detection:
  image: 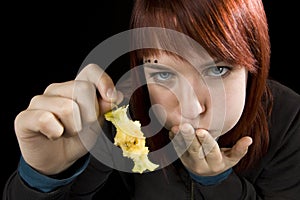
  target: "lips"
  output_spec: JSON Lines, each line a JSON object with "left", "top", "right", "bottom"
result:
{"left": 170, "top": 122, "right": 222, "bottom": 139}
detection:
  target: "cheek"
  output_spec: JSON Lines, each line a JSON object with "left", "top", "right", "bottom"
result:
{"left": 221, "top": 76, "right": 247, "bottom": 134}
{"left": 148, "top": 85, "right": 171, "bottom": 105}
{"left": 222, "top": 88, "right": 246, "bottom": 133}
{"left": 147, "top": 85, "right": 178, "bottom": 128}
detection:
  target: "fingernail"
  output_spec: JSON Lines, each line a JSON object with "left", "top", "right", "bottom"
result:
{"left": 106, "top": 88, "right": 118, "bottom": 100}
{"left": 180, "top": 123, "right": 194, "bottom": 136}
{"left": 171, "top": 126, "right": 179, "bottom": 134}
{"left": 196, "top": 129, "right": 206, "bottom": 138}
{"left": 116, "top": 91, "right": 124, "bottom": 104}
{"left": 168, "top": 131, "right": 174, "bottom": 139}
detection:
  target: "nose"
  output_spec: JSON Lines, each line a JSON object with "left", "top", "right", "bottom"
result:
{"left": 177, "top": 78, "right": 205, "bottom": 119}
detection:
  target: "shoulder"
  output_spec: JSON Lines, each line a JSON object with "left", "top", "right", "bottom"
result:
{"left": 267, "top": 79, "right": 300, "bottom": 118}
{"left": 267, "top": 79, "right": 300, "bottom": 145}
{"left": 267, "top": 79, "right": 300, "bottom": 102}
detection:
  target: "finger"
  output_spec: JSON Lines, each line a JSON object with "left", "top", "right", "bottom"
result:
{"left": 15, "top": 109, "right": 64, "bottom": 140}
{"left": 170, "top": 125, "right": 179, "bottom": 136}
{"left": 224, "top": 136, "right": 252, "bottom": 165}
{"left": 75, "top": 63, "right": 123, "bottom": 103}
{"left": 169, "top": 130, "right": 175, "bottom": 140}
{"left": 196, "top": 129, "right": 222, "bottom": 163}
{"left": 43, "top": 80, "right": 98, "bottom": 123}
{"left": 44, "top": 81, "right": 76, "bottom": 97}
{"left": 28, "top": 95, "right": 81, "bottom": 135}
{"left": 179, "top": 123, "right": 200, "bottom": 155}
{"left": 169, "top": 129, "right": 187, "bottom": 156}
{"left": 75, "top": 64, "right": 124, "bottom": 120}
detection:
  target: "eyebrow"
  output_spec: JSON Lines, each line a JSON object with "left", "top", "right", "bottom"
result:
{"left": 199, "top": 59, "right": 222, "bottom": 68}
{"left": 143, "top": 59, "right": 223, "bottom": 70}
{"left": 143, "top": 64, "right": 171, "bottom": 70}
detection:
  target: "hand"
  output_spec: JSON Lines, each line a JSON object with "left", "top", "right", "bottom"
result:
{"left": 169, "top": 123, "right": 252, "bottom": 176}
{"left": 14, "top": 64, "right": 123, "bottom": 175}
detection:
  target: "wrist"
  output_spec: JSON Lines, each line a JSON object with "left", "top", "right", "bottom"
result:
{"left": 18, "top": 154, "right": 90, "bottom": 192}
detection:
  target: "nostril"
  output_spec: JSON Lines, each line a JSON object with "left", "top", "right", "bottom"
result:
{"left": 180, "top": 100, "right": 205, "bottom": 119}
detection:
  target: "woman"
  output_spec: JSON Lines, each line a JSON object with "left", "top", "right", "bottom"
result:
{"left": 3, "top": 0, "right": 300, "bottom": 199}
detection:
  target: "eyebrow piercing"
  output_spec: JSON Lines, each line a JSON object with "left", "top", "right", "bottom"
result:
{"left": 143, "top": 59, "right": 158, "bottom": 63}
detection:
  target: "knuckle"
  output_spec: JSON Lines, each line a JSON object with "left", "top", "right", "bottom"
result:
{"left": 28, "top": 95, "right": 43, "bottom": 107}
{"left": 44, "top": 82, "right": 60, "bottom": 93}
{"left": 38, "top": 112, "right": 55, "bottom": 125}
{"left": 86, "top": 63, "right": 100, "bottom": 71}
{"left": 38, "top": 112, "right": 63, "bottom": 139}
{"left": 82, "top": 63, "right": 103, "bottom": 79}
{"left": 75, "top": 80, "right": 95, "bottom": 92}
{"left": 57, "top": 99, "right": 76, "bottom": 118}
{"left": 14, "top": 111, "right": 28, "bottom": 134}
{"left": 188, "top": 146, "right": 199, "bottom": 154}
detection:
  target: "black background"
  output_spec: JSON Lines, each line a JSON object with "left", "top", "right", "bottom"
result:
{"left": 1, "top": 0, "right": 299, "bottom": 195}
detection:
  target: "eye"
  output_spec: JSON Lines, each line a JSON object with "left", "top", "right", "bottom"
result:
{"left": 157, "top": 72, "right": 172, "bottom": 80}
{"left": 150, "top": 72, "right": 174, "bottom": 82}
{"left": 203, "top": 66, "right": 231, "bottom": 77}
{"left": 143, "top": 64, "right": 177, "bottom": 86}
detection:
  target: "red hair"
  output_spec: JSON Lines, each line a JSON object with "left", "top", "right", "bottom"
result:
{"left": 129, "top": 0, "right": 272, "bottom": 172}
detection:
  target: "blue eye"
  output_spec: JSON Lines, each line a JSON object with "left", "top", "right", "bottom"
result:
{"left": 150, "top": 72, "right": 174, "bottom": 82}
{"left": 204, "top": 66, "right": 231, "bottom": 77}
{"left": 157, "top": 72, "right": 171, "bottom": 80}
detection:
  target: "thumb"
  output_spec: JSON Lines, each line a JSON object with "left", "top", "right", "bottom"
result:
{"left": 224, "top": 136, "right": 253, "bottom": 165}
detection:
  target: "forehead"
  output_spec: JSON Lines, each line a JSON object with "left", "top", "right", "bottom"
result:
{"left": 143, "top": 51, "right": 218, "bottom": 70}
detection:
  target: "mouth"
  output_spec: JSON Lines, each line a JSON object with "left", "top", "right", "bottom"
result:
{"left": 170, "top": 123, "right": 222, "bottom": 140}
{"left": 193, "top": 128, "right": 222, "bottom": 139}
{"left": 207, "top": 130, "right": 223, "bottom": 140}
{"left": 172, "top": 125, "right": 223, "bottom": 140}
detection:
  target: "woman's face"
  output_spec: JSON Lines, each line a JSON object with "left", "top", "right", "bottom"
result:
{"left": 143, "top": 53, "right": 247, "bottom": 139}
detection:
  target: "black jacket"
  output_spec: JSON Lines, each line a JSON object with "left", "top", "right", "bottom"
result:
{"left": 3, "top": 80, "right": 300, "bottom": 200}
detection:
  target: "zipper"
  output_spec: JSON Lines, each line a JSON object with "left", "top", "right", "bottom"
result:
{"left": 191, "top": 179, "right": 194, "bottom": 200}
